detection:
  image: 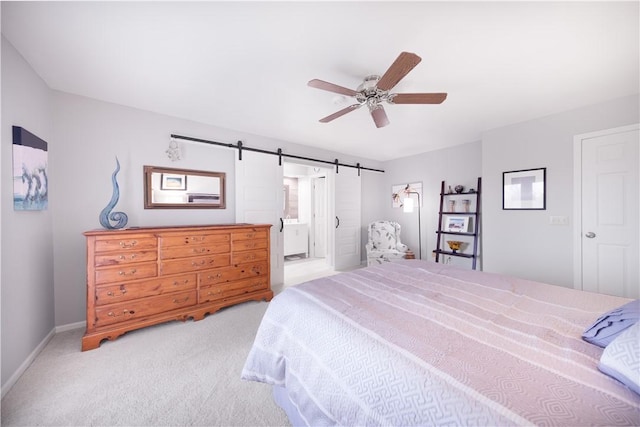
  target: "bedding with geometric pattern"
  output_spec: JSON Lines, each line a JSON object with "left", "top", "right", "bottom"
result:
{"left": 242, "top": 260, "right": 640, "bottom": 426}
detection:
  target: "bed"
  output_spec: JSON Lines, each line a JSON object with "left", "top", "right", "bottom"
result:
{"left": 241, "top": 260, "right": 640, "bottom": 426}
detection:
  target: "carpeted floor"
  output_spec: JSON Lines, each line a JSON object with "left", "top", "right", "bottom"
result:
{"left": 1, "top": 257, "right": 357, "bottom": 426}
{"left": 0, "top": 301, "right": 290, "bottom": 426}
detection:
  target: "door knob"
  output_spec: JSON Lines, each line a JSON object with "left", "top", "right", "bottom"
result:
{"left": 585, "top": 232, "right": 596, "bottom": 238}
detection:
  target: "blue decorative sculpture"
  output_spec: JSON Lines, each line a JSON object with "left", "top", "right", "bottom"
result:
{"left": 99, "top": 157, "right": 128, "bottom": 229}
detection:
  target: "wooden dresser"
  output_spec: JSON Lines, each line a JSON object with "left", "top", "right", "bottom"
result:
{"left": 82, "top": 223, "right": 272, "bottom": 351}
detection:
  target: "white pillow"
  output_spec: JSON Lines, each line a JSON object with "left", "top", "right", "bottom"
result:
{"left": 599, "top": 321, "right": 639, "bottom": 395}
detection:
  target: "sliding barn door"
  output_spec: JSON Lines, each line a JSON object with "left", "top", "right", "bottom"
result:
{"left": 330, "top": 167, "right": 362, "bottom": 270}
{"left": 235, "top": 151, "right": 284, "bottom": 285}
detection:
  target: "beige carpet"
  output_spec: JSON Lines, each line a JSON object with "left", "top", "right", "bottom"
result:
{"left": 0, "top": 301, "right": 290, "bottom": 426}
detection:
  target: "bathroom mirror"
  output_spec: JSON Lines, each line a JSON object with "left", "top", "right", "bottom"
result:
{"left": 143, "top": 165, "right": 226, "bottom": 209}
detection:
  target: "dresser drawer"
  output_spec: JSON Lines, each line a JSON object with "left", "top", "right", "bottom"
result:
{"left": 232, "top": 249, "right": 268, "bottom": 265}
{"left": 231, "top": 239, "right": 268, "bottom": 252}
{"left": 160, "top": 232, "right": 230, "bottom": 248}
{"left": 199, "top": 277, "right": 269, "bottom": 304}
{"left": 231, "top": 230, "right": 268, "bottom": 241}
{"left": 95, "top": 274, "right": 196, "bottom": 305}
{"left": 94, "top": 236, "right": 157, "bottom": 253}
{"left": 199, "top": 262, "right": 268, "bottom": 286}
{"left": 161, "top": 243, "right": 230, "bottom": 260}
{"left": 94, "top": 290, "right": 196, "bottom": 328}
{"left": 95, "top": 250, "right": 157, "bottom": 267}
{"left": 160, "top": 254, "right": 230, "bottom": 275}
{"left": 95, "top": 262, "right": 158, "bottom": 285}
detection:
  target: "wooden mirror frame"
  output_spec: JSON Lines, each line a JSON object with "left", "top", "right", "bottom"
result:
{"left": 143, "top": 165, "right": 226, "bottom": 209}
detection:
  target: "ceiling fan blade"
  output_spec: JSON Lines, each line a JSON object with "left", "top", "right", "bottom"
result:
{"left": 389, "top": 93, "right": 448, "bottom": 104}
{"left": 370, "top": 106, "right": 390, "bottom": 128}
{"left": 308, "top": 79, "right": 358, "bottom": 97}
{"left": 319, "top": 104, "right": 362, "bottom": 123}
{"left": 376, "top": 52, "right": 422, "bottom": 91}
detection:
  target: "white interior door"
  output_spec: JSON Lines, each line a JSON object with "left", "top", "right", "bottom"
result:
{"left": 235, "top": 151, "right": 284, "bottom": 285}
{"left": 574, "top": 124, "right": 639, "bottom": 298}
{"left": 330, "top": 167, "right": 361, "bottom": 270}
{"left": 312, "top": 176, "right": 327, "bottom": 258}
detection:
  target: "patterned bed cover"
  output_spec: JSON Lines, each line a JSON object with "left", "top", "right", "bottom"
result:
{"left": 241, "top": 260, "right": 640, "bottom": 426}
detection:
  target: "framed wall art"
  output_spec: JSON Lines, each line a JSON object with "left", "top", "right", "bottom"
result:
{"left": 503, "top": 168, "right": 546, "bottom": 210}
{"left": 12, "top": 126, "right": 48, "bottom": 211}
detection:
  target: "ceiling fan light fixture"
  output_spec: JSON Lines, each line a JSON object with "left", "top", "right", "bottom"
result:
{"left": 308, "top": 52, "right": 447, "bottom": 128}
{"left": 357, "top": 75, "right": 380, "bottom": 92}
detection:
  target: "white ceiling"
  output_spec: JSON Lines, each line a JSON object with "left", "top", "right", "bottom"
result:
{"left": 2, "top": 1, "right": 638, "bottom": 162}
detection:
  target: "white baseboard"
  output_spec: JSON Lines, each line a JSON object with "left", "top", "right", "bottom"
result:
{"left": 1, "top": 321, "right": 86, "bottom": 399}
{"left": 56, "top": 321, "right": 86, "bottom": 333}
{"left": 1, "top": 327, "right": 55, "bottom": 399}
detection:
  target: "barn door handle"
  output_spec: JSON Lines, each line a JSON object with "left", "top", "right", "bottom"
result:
{"left": 279, "top": 218, "right": 284, "bottom": 232}
{"left": 585, "top": 232, "right": 596, "bottom": 238}
{"left": 335, "top": 216, "right": 340, "bottom": 229}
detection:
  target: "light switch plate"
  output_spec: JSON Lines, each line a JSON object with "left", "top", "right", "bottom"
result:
{"left": 549, "top": 216, "right": 569, "bottom": 225}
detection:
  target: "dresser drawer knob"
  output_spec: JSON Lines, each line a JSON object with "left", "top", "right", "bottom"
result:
{"left": 119, "top": 240, "right": 138, "bottom": 248}
{"left": 173, "top": 296, "right": 190, "bottom": 304}
{"left": 191, "top": 260, "right": 207, "bottom": 267}
{"left": 108, "top": 309, "right": 134, "bottom": 317}
{"left": 118, "top": 254, "right": 136, "bottom": 260}
{"left": 118, "top": 269, "right": 137, "bottom": 276}
{"left": 106, "top": 285, "right": 127, "bottom": 296}
{"left": 173, "top": 279, "right": 189, "bottom": 286}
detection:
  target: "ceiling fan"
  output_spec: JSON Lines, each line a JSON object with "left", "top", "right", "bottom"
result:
{"left": 308, "top": 51, "right": 447, "bottom": 128}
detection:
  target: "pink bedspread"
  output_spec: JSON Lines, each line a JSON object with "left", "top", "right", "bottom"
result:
{"left": 242, "top": 260, "right": 640, "bottom": 426}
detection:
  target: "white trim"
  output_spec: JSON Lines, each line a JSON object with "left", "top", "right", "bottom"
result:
{"left": 56, "top": 320, "right": 86, "bottom": 333}
{"left": 1, "top": 327, "right": 55, "bottom": 399}
{"left": 2, "top": 321, "right": 86, "bottom": 398}
{"left": 572, "top": 123, "right": 640, "bottom": 291}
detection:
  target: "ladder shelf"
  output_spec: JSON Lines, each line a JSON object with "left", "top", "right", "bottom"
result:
{"left": 434, "top": 177, "right": 481, "bottom": 270}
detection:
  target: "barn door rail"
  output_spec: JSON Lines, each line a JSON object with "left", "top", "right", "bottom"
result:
{"left": 170, "top": 133, "right": 384, "bottom": 175}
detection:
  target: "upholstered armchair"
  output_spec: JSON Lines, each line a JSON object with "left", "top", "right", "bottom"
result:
{"left": 366, "top": 221, "right": 409, "bottom": 266}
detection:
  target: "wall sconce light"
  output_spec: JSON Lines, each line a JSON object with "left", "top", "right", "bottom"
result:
{"left": 403, "top": 188, "right": 422, "bottom": 259}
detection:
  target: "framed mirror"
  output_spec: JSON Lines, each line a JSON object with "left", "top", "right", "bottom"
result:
{"left": 144, "top": 165, "right": 226, "bottom": 209}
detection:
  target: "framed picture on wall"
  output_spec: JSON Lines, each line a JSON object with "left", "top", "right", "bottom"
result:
{"left": 12, "top": 126, "right": 49, "bottom": 211}
{"left": 503, "top": 168, "right": 546, "bottom": 210}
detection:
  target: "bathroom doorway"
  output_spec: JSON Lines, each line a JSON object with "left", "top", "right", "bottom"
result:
{"left": 283, "top": 162, "right": 333, "bottom": 287}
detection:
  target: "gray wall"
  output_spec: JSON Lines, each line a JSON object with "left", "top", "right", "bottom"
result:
{"left": 1, "top": 37, "right": 55, "bottom": 391}
{"left": 481, "top": 94, "right": 639, "bottom": 287}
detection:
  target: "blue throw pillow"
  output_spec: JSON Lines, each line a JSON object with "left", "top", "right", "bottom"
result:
{"left": 599, "top": 322, "right": 640, "bottom": 395}
{"left": 582, "top": 299, "right": 639, "bottom": 347}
